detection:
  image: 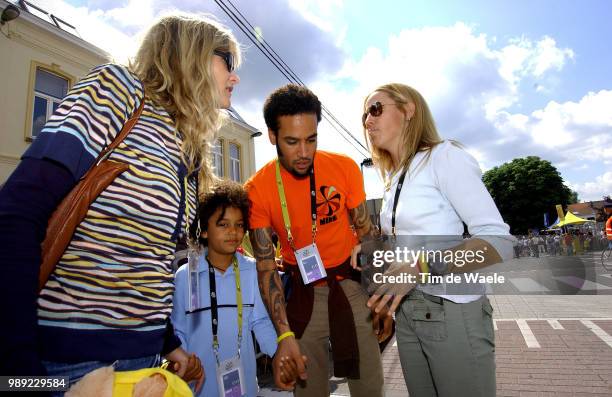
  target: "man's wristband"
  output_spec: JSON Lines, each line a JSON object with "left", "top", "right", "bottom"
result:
{"left": 277, "top": 331, "right": 295, "bottom": 343}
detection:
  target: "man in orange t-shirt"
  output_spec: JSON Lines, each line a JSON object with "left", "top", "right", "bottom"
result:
{"left": 248, "top": 150, "right": 363, "bottom": 269}
{"left": 246, "top": 84, "right": 386, "bottom": 397}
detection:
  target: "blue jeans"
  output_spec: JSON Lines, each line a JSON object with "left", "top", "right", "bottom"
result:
{"left": 43, "top": 354, "right": 160, "bottom": 396}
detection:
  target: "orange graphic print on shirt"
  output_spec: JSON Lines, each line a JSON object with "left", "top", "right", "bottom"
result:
{"left": 318, "top": 186, "right": 341, "bottom": 225}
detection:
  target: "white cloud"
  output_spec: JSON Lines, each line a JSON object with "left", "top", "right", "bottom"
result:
{"left": 498, "top": 36, "right": 574, "bottom": 82}
{"left": 101, "top": 0, "right": 158, "bottom": 30}
{"left": 28, "top": 1, "right": 608, "bottom": 201}
{"left": 530, "top": 102, "right": 575, "bottom": 146}
{"left": 32, "top": 0, "right": 149, "bottom": 62}
{"left": 526, "top": 90, "right": 612, "bottom": 158}
{"left": 530, "top": 37, "right": 574, "bottom": 77}
{"left": 287, "top": 0, "right": 344, "bottom": 35}
{"left": 319, "top": 22, "right": 608, "bottom": 190}
{"left": 317, "top": 23, "right": 579, "bottom": 168}
{"left": 569, "top": 172, "right": 612, "bottom": 202}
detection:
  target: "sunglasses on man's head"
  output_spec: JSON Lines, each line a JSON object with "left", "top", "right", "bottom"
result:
{"left": 214, "top": 50, "right": 235, "bottom": 72}
{"left": 362, "top": 101, "right": 399, "bottom": 127}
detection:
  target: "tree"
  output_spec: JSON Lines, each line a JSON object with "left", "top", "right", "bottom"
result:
{"left": 482, "top": 156, "right": 578, "bottom": 235}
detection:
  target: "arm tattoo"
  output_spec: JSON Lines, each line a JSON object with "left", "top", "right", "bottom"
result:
{"left": 251, "top": 227, "right": 276, "bottom": 262}
{"left": 259, "top": 270, "right": 289, "bottom": 332}
{"left": 251, "top": 227, "right": 290, "bottom": 333}
{"left": 349, "top": 201, "right": 380, "bottom": 241}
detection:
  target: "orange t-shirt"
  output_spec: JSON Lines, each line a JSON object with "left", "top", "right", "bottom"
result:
{"left": 606, "top": 216, "right": 612, "bottom": 240}
{"left": 246, "top": 151, "right": 366, "bottom": 268}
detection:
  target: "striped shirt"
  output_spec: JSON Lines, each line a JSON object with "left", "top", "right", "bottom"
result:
{"left": 23, "top": 64, "right": 197, "bottom": 361}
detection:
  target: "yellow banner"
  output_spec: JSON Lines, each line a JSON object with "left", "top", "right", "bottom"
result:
{"left": 556, "top": 204, "right": 565, "bottom": 221}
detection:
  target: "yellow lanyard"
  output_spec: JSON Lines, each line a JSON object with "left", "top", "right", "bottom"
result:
{"left": 275, "top": 159, "right": 317, "bottom": 250}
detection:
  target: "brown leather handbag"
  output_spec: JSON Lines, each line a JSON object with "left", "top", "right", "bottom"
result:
{"left": 38, "top": 99, "right": 145, "bottom": 291}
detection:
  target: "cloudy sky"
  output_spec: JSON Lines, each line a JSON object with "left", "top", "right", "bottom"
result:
{"left": 27, "top": 0, "right": 612, "bottom": 201}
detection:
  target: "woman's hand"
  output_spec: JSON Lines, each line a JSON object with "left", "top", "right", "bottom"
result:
{"left": 367, "top": 261, "right": 420, "bottom": 315}
{"left": 371, "top": 305, "right": 395, "bottom": 342}
{"left": 165, "top": 347, "right": 205, "bottom": 392}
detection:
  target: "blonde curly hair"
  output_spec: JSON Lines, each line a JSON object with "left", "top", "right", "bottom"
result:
{"left": 130, "top": 13, "right": 241, "bottom": 194}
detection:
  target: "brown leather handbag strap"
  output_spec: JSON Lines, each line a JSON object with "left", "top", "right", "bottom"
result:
{"left": 38, "top": 97, "right": 146, "bottom": 291}
{"left": 90, "top": 99, "right": 146, "bottom": 170}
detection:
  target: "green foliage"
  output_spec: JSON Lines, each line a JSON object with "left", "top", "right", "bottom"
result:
{"left": 482, "top": 156, "right": 578, "bottom": 234}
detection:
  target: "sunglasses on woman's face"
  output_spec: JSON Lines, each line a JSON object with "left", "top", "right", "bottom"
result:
{"left": 214, "top": 50, "right": 235, "bottom": 72}
{"left": 362, "top": 101, "right": 398, "bottom": 127}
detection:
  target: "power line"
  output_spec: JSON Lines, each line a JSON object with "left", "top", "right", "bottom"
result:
{"left": 221, "top": 0, "right": 369, "bottom": 156}
{"left": 214, "top": 0, "right": 368, "bottom": 155}
{"left": 214, "top": 0, "right": 370, "bottom": 158}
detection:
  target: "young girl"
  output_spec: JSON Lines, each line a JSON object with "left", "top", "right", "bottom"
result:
{"left": 172, "top": 180, "right": 277, "bottom": 397}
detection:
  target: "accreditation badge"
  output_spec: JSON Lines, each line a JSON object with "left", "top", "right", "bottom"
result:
{"left": 216, "top": 355, "right": 245, "bottom": 397}
{"left": 187, "top": 248, "right": 201, "bottom": 312}
{"left": 295, "top": 243, "right": 327, "bottom": 284}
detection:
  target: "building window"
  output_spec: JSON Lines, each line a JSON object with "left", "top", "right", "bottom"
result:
{"left": 229, "top": 142, "right": 241, "bottom": 182}
{"left": 212, "top": 139, "right": 224, "bottom": 177}
{"left": 31, "top": 68, "right": 69, "bottom": 138}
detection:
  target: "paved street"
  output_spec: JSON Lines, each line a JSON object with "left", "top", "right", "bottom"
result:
{"left": 378, "top": 295, "right": 612, "bottom": 397}
{"left": 259, "top": 252, "right": 612, "bottom": 396}
{"left": 482, "top": 251, "right": 612, "bottom": 296}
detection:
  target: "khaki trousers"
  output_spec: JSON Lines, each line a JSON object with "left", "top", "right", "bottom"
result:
{"left": 395, "top": 290, "right": 496, "bottom": 397}
{"left": 294, "top": 279, "right": 384, "bottom": 397}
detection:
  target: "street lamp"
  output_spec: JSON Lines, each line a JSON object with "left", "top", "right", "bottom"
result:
{"left": 1, "top": 4, "right": 20, "bottom": 25}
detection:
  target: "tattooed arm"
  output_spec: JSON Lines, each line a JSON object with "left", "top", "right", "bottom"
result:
{"left": 250, "top": 227, "right": 291, "bottom": 334}
{"left": 349, "top": 201, "right": 380, "bottom": 242}
{"left": 250, "top": 227, "right": 307, "bottom": 388}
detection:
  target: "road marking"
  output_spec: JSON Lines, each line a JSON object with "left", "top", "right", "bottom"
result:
{"left": 494, "top": 317, "right": 612, "bottom": 321}
{"left": 493, "top": 319, "right": 498, "bottom": 331}
{"left": 508, "top": 277, "right": 550, "bottom": 292}
{"left": 601, "top": 274, "right": 612, "bottom": 279}
{"left": 516, "top": 319, "right": 540, "bottom": 348}
{"left": 553, "top": 276, "right": 612, "bottom": 290}
{"left": 547, "top": 319, "right": 564, "bottom": 329}
{"left": 581, "top": 320, "right": 612, "bottom": 349}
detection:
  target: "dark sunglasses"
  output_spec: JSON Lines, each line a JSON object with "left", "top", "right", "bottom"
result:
{"left": 362, "top": 101, "right": 399, "bottom": 127}
{"left": 214, "top": 50, "right": 235, "bottom": 72}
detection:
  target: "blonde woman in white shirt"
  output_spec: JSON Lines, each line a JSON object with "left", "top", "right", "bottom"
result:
{"left": 352, "top": 83, "right": 515, "bottom": 397}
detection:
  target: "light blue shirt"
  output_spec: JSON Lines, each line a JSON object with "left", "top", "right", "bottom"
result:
{"left": 172, "top": 250, "right": 277, "bottom": 397}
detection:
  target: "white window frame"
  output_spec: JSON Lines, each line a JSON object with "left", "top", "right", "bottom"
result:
{"left": 24, "top": 62, "right": 73, "bottom": 142}
{"left": 229, "top": 142, "right": 242, "bottom": 182}
{"left": 212, "top": 138, "right": 225, "bottom": 177}
{"left": 32, "top": 92, "right": 62, "bottom": 137}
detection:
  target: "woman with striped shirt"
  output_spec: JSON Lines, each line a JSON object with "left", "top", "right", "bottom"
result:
{"left": 0, "top": 13, "right": 240, "bottom": 391}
